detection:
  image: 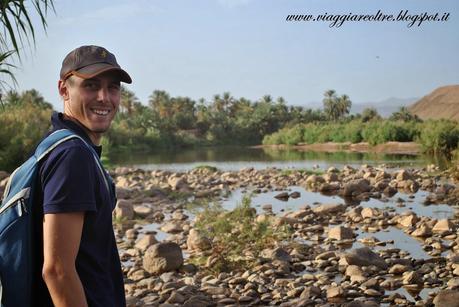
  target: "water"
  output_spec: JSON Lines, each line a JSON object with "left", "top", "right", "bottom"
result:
{"left": 109, "top": 146, "right": 450, "bottom": 172}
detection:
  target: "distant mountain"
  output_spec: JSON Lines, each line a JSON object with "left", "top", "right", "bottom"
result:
{"left": 351, "top": 97, "right": 418, "bottom": 117}
{"left": 409, "top": 85, "right": 459, "bottom": 121}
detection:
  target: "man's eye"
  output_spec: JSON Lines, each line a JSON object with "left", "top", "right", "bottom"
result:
{"left": 84, "top": 83, "right": 99, "bottom": 89}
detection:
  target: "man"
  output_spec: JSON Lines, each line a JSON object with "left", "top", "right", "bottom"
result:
{"left": 37, "top": 45, "right": 132, "bottom": 306}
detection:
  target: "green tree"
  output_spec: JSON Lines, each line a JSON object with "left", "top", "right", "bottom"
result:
{"left": 389, "top": 106, "right": 420, "bottom": 122}
{"left": 361, "top": 107, "right": 381, "bottom": 122}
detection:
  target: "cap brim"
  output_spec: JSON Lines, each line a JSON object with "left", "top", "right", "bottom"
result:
{"left": 72, "top": 63, "right": 132, "bottom": 84}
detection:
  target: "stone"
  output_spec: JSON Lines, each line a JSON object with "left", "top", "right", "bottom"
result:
{"left": 398, "top": 213, "right": 418, "bottom": 228}
{"left": 114, "top": 200, "right": 134, "bottom": 220}
{"left": 289, "top": 191, "right": 301, "bottom": 198}
{"left": 312, "top": 203, "right": 345, "bottom": 215}
{"left": 168, "top": 176, "right": 188, "bottom": 190}
{"left": 261, "top": 247, "right": 292, "bottom": 262}
{"left": 361, "top": 207, "right": 378, "bottom": 219}
{"left": 328, "top": 226, "right": 354, "bottom": 240}
{"left": 167, "top": 291, "right": 185, "bottom": 304}
{"left": 133, "top": 205, "right": 153, "bottom": 218}
{"left": 432, "top": 219, "right": 455, "bottom": 234}
{"left": 389, "top": 264, "right": 411, "bottom": 275}
{"left": 160, "top": 221, "right": 183, "bottom": 234}
{"left": 323, "top": 172, "right": 339, "bottom": 183}
{"left": 448, "top": 278, "right": 459, "bottom": 289}
{"left": 396, "top": 170, "right": 413, "bottom": 181}
{"left": 402, "top": 271, "right": 422, "bottom": 285}
{"left": 345, "top": 265, "right": 366, "bottom": 282}
{"left": 343, "top": 179, "right": 371, "bottom": 196}
{"left": 135, "top": 234, "right": 158, "bottom": 252}
{"left": 143, "top": 242, "right": 183, "bottom": 274}
{"left": 343, "top": 247, "right": 387, "bottom": 269}
{"left": 186, "top": 229, "right": 212, "bottom": 251}
{"left": 327, "top": 286, "right": 345, "bottom": 299}
{"left": 411, "top": 224, "right": 432, "bottom": 237}
{"left": 300, "top": 286, "right": 321, "bottom": 299}
{"left": 305, "top": 175, "right": 325, "bottom": 186}
{"left": 433, "top": 290, "right": 459, "bottom": 307}
{"left": 274, "top": 192, "right": 289, "bottom": 200}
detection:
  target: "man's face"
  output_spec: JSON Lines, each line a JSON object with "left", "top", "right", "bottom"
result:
{"left": 59, "top": 71, "right": 121, "bottom": 143}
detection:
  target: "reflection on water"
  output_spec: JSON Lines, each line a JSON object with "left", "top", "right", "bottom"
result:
{"left": 109, "top": 146, "right": 451, "bottom": 171}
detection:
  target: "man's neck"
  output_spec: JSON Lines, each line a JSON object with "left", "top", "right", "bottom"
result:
{"left": 61, "top": 113, "right": 101, "bottom": 145}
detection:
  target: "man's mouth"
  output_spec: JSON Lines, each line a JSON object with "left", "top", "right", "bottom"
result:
{"left": 90, "top": 108, "right": 110, "bottom": 116}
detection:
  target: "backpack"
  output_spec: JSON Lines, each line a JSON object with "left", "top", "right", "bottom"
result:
{"left": 0, "top": 128, "right": 110, "bottom": 306}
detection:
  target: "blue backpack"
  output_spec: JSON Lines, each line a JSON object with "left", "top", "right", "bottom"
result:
{"left": 0, "top": 129, "right": 110, "bottom": 306}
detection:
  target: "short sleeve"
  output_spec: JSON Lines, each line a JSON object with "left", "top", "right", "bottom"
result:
{"left": 40, "top": 143, "right": 98, "bottom": 214}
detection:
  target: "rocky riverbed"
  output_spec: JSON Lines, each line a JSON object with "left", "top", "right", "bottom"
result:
{"left": 2, "top": 165, "right": 459, "bottom": 306}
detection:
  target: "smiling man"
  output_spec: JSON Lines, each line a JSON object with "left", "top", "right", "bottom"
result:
{"left": 37, "top": 46, "right": 132, "bottom": 307}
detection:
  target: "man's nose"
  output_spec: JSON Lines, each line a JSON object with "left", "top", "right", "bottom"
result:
{"left": 97, "top": 86, "right": 110, "bottom": 102}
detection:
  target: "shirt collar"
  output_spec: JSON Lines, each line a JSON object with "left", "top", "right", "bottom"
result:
{"left": 51, "top": 111, "right": 103, "bottom": 157}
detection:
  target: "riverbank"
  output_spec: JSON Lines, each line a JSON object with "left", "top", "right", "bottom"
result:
{"left": 105, "top": 164, "right": 459, "bottom": 306}
{"left": 254, "top": 141, "right": 421, "bottom": 155}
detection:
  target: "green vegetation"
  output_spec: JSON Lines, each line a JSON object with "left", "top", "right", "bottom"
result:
{"left": 189, "top": 196, "right": 292, "bottom": 273}
{"left": 1, "top": 85, "right": 458, "bottom": 172}
{"left": 263, "top": 117, "right": 459, "bottom": 156}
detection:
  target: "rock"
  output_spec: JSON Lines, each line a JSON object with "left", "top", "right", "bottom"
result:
{"left": 448, "top": 278, "right": 459, "bottom": 289}
{"left": 398, "top": 213, "right": 418, "bottom": 228}
{"left": 160, "top": 221, "right": 183, "bottom": 234}
{"left": 186, "top": 229, "right": 212, "bottom": 251}
{"left": 183, "top": 295, "right": 214, "bottom": 307}
{"left": 323, "top": 172, "right": 339, "bottom": 183}
{"left": 402, "top": 271, "right": 422, "bottom": 285}
{"left": 114, "top": 200, "right": 134, "bottom": 220}
{"left": 133, "top": 205, "right": 153, "bottom": 218}
{"left": 327, "top": 286, "right": 345, "bottom": 300}
{"left": 135, "top": 234, "right": 158, "bottom": 252}
{"left": 143, "top": 242, "right": 184, "bottom": 274}
{"left": 433, "top": 290, "right": 459, "bottom": 307}
{"left": 312, "top": 203, "right": 345, "bottom": 215}
{"left": 396, "top": 170, "right": 413, "bottom": 181}
{"left": 411, "top": 224, "right": 432, "bottom": 237}
{"left": 262, "top": 204, "right": 273, "bottom": 211}
{"left": 343, "top": 247, "right": 388, "bottom": 269}
{"left": 305, "top": 175, "right": 325, "bottom": 187}
{"left": 433, "top": 219, "right": 455, "bottom": 235}
{"left": 261, "top": 247, "right": 292, "bottom": 262}
{"left": 316, "top": 251, "right": 336, "bottom": 260}
{"left": 389, "top": 264, "right": 411, "bottom": 275}
{"left": 168, "top": 176, "right": 188, "bottom": 190}
{"left": 343, "top": 179, "right": 371, "bottom": 196}
{"left": 345, "top": 265, "right": 366, "bottom": 282}
{"left": 274, "top": 192, "right": 289, "bottom": 200}
{"left": 361, "top": 207, "right": 379, "bottom": 219}
{"left": 289, "top": 191, "right": 301, "bottom": 198}
{"left": 300, "top": 286, "right": 321, "bottom": 299}
{"left": 328, "top": 226, "right": 354, "bottom": 240}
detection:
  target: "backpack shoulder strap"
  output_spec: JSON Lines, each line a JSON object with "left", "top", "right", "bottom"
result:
{"left": 36, "top": 129, "right": 111, "bottom": 193}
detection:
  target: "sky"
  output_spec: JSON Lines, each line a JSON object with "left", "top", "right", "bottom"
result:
{"left": 5, "top": 0, "right": 459, "bottom": 111}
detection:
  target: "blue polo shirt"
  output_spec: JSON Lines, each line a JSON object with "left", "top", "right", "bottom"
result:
{"left": 36, "top": 112, "right": 125, "bottom": 307}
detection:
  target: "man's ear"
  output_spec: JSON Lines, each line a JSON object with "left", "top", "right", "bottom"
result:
{"left": 58, "top": 79, "right": 69, "bottom": 100}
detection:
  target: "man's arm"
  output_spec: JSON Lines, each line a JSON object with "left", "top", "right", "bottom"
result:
{"left": 42, "top": 212, "right": 88, "bottom": 307}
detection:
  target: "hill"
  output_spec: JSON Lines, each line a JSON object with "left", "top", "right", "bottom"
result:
{"left": 351, "top": 97, "right": 418, "bottom": 117}
{"left": 409, "top": 85, "right": 459, "bottom": 121}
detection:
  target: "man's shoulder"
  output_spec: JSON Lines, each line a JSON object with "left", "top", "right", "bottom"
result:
{"left": 39, "top": 137, "right": 97, "bottom": 175}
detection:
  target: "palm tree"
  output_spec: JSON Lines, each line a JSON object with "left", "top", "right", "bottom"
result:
{"left": 120, "top": 86, "right": 140, "bottom": 115}
{"left": 323, "top": 89, "right": 338, "bottom": 120}
{"left": 337, "top": 94, "right": 352, "bottom": 118}
{"left": 0, "top": 0, "right": 55, "bottom": 90}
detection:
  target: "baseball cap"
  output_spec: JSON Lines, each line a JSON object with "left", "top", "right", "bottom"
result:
{"left": 60, "top": 45, "right": 132, "bottom": 84}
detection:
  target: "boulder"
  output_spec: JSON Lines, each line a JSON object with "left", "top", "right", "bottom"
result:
{"left": 361, "top": 207, "right": 379, "bottom": 219}
{"left": 345, "top": 265, "right": 366, "bottom": 282}
{"left": 261, "top": 247, "right": 292, "bottom": 262}
{"left": 133, "top": 205, "right": 153, "bottom": 218}
{"left": 274, "top": 192, "right": 289, "bottom": 200}
{"left": 143, "top": 242, "right": 184, "bottom": 274}
{"left": 328, "top": 226, "right": 354, "bottom": 240}
{"left": 402, "top": 271, "right": 422, "bottom": 285}
{"left": 312, "top": 203, "right": 345, "bottom": 215}
{"left": 135, "top": 234, "right": 158, "bottom": 252}
{"left": 323, "top": 172, "right": 339, "bottom": 183}
{"left": 343, "top": 247, "right": 387, "bottom": 269}
{"left": 396, "top": 170, "right": 413, "bottom": 181}
{"left": 327, "top": 286, "right": 345, "bottom": 300}
{"left": 114, "top": 200, "right": 134, "bottom": 220}
{"left": 343, "top": 179, "right": 371, "bottom": 196}
{"left": 433, "top": 290, "right": 459, "bottom": 307}
{"left": 398, "top": 213, "right": 418, "bottom": 228}
{"left": 433, "top": 219, "right": 455, "bottom": 235}
{"left": 186, "top": 229, "right": 212, "bottom": 252}
{"left": 168, "top": 176, "right": 188, "bottom": 190}
{"left": 411, "top": 224, "right": 432, "bottom": 237}
{"left": 160, "top": 221, "right": 183, "bottom": 234}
